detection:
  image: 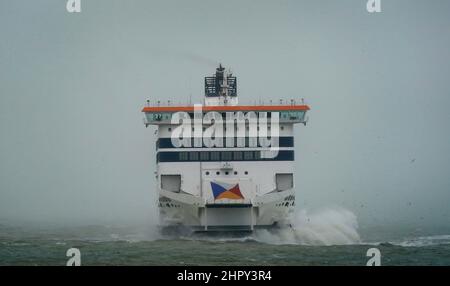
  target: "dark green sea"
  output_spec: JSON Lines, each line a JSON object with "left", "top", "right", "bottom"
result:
{"left": 1, "top": 222, "right": 450, "bottom": 266}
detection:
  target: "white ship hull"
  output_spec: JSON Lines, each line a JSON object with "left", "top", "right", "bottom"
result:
{"left": 158, "top": 189, "right": 295, "bottom": 232}
{"left": 157, "top": 160, "right": 296, "bottom": 232}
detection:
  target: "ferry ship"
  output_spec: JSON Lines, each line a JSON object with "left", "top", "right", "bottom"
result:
{"left": 142, "top": 65, "right": 309, "bottom": 232}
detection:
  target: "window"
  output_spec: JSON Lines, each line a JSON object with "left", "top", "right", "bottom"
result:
{"left": 189, "top": 152, "right": 199, "bottom": 161}
{"left": 222, "top": 151, "right": 232, "bottom": 161}
{"left": 205, "top": 171, "right": 210, "bottom": 175}
{"left": 298, "top": 111, "right": 305, "bottom": 121}
{"left": 179, "top": 152, "right": 188, "bottom": 161}
{"left": 244, "top": 151, "right": 254, "bottom": 160}
{"left": 245, "top": 171, "right": 249, "bottom": 175}
{"left": 234, "top": 171, "right": 238, "bottom": 175}
{"left": 157, "top": 151, "right": 294, "bottom": 162}
{"left": 210, "top": 152, "right": 220, "bottom": 161}
{"left": 161, "top": 175, "right": 181, "bottom": 193}
{"left": 216, "top": 171, "right": 220, "bottom": 175}
{"left": 276, "top": 173, "right": 294, "bottom": 191}
{"left": 248, "top": 137, "right": 258, "bottom": 147}
{"left": 225, "top": 172, "right": 229, "bottom": 175}
{"left": 200, "top": 152, "right": 209, "bottom": 161}
{"left": 289, "top": 111, "right": 298, "bottom": 120}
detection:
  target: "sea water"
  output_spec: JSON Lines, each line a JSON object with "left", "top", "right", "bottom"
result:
{"left": 1, "top": 208, "right": 449, "bottom": 266}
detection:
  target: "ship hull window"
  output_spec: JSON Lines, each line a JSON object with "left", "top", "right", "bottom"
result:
{"left": 276, "top": 173, "right": 294, "bottom": 191}
{"left": 157, "top": 150, "right": 294, "bottom": 162}
{"left": 161, "top": 175, "right": 181, "bottom": 193}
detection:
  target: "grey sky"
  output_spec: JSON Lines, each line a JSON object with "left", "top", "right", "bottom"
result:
{"left": 1, "top": 0, "right": 449, "bottom": 228}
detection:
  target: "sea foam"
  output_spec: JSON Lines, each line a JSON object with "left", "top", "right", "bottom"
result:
{"left": 253, "top": 207, "right": 361, "bottom": 246}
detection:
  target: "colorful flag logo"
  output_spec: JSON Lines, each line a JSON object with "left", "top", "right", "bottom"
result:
{"left": 210, "top": 181, "right": 244, "bottom": 200}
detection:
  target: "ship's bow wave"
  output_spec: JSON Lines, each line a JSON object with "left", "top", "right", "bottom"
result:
{"left": 253, "top": 207, "right": 361, "bottom": 245}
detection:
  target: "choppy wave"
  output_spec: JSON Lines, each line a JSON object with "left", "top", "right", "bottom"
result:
{"left": 3, "top": 212, "right": 449, "bottom": 248}
{"left": 174, "top": 207, "right": 361, "bottom": 246}
{"left": 253, "top": 208, "right": 361, "bottom": 245}
{"left": 172, "top": 208, "right": 449, "bottom": 247}
{"left": 387, "top": 235, "right": 450, "bottom": 247}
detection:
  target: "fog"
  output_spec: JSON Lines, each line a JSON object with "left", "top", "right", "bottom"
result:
{"left": 1, "top": 0, "right": 449, "bottom": 230}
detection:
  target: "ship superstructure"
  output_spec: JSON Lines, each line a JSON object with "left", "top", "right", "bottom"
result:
{"left": 142, "top": 65, "right": 309, "bottom": 232}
